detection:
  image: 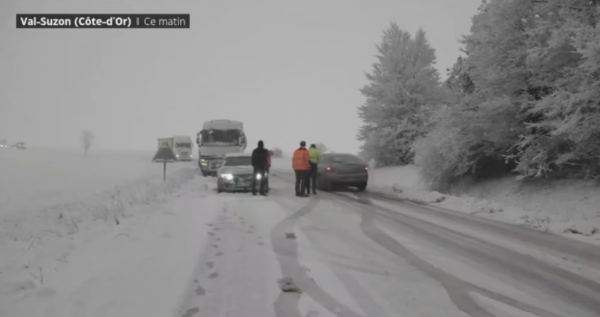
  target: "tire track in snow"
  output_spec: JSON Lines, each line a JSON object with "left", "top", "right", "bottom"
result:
{"left": 270, "top": 196, "right": 365, "bottom": 317}
{"left": 334, "top": 192, "right": 576, "bottom": 317}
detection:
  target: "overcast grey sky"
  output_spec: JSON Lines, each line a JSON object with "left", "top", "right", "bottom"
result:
{"left": 0, "top": 0, "right": 481, "bottom": 154}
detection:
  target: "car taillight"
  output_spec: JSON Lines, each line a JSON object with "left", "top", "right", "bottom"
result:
{"left": 326, "top": 166, "right": 333, "bottom": 172}
{"left": 364, "top": 166, "right": 368, "bottom": 171}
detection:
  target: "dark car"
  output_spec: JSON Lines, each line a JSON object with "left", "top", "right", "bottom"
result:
{"left": 14, "top": 142, "right": 26, "bottom": 150}
{"left": 0, "top": 139, "right": 8, "bottom": 148}
{"left": 316, "top": 153, "right": 369, "bottom": 191}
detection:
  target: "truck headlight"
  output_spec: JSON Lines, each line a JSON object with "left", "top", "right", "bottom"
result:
{"left": 256, "top": 173, "right": 262, "bottom": 180}
{"left": 221, "top": 173, "right": 233, "bottom": 180}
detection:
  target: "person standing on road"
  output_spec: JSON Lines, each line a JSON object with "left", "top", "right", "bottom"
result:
{"left": 292, "top": 141, "right": 310, "bottom": 197}
{"left": 251, "top": 140, "right": 269, "bottom": 196}
{"left": 307, "top": 144, "right": 321, "bottom": 195}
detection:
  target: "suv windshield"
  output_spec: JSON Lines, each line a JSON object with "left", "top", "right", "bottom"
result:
{"left": 223, "top": 156, "right": 251, "bottom": 166}
{"left": 327, "top": 154, "right": 364, "bottom": 164}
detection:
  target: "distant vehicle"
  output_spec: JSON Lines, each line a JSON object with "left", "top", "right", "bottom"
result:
{"left": 196, "top": 119, "right": 247, "bottom": 177}
{"left": 14, "top": 142, "right": 26, "bottom": 150}
{"left": 316, "top": 153, "right": 369, "bottom": 191}
{"left": 0, "top": 139, "right": 8, "bottom": 148}
{"left": 216, "top": 153, "right": 268, "bottom": 194}
{"left": 172, "top": 135, "right": 193, "bottom": 161}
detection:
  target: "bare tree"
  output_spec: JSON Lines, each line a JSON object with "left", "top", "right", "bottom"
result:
{"left": 81, "top": 130, "right": 95, "bottom": 157}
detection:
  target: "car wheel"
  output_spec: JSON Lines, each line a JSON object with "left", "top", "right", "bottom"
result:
{"left": 357, "top": 183, "right": 367, "bottom": 192}
{"left": 317, "top": 174, "right": 331, "bottom": 191}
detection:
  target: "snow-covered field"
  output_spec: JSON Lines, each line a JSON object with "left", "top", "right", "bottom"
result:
{"left": 367, "top": 164, "right": 600, "bottom": 245}
{"left": 0, "top": 148, "right": 202, "bottom": 316}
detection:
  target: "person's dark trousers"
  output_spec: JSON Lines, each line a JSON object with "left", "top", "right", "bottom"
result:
{"left": 266, "top": 165, "right": 270, "bottom": 188}
{"left": 304, "top": 170, "right": 312, "bottom": 195}
{"left": 252, "top": 168, "right": 266, "bottom": 195}
{"left": 295, "top": 170, "right": 308, "bottom": 196}
{"left": 309, "top": 163, "right": 317, "bottom": 194}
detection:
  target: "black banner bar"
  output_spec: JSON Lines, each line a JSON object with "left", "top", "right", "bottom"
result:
{"left": 16, "top": 14, "right": 190, "bottom": 28}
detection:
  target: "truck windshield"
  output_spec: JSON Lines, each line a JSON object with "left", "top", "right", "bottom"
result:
{"left": 223, "top": 156, "right": 251, "bottom": 166}
{"left": 200, "top": 129, "right": 241, "bottom": 145}
{"left": 175, "top": 142, "right": 191, "bottom": 148}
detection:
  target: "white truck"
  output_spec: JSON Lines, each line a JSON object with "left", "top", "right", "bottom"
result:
{"left": 172, "top": 135, "right": 193, "bottom": 161}
{"left": 156, "top": 136, "right": 193, "bottom": 161}
{"left": 196, "top": 119, "right": 247, "bottom": 176}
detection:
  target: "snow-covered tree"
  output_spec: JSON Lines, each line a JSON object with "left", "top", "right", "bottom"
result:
{"left": 510, "top": 0, "right": 600, "bottom": 178}
{"left": 415, "top": 0, "right": 600, "bottom": 190}
{"left": 357, "top": 23, "right": 443, "bottom": 165}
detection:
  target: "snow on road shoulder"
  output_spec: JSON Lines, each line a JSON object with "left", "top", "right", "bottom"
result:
{"left": 1, "top": 174, "right": 218, "bottom": 317}
{"left": 368, "top": 165, "right": 600, "bottom": 245}
{"left": 0, "top": 148, "right": 205, "bottom": 315}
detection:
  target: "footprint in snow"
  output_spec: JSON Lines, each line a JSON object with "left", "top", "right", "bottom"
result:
{"left": 208, "top": 272, "right": 219, "bottom": 279}
{"left": 181, "top": 307, "right": 199, "bottom": 317}
{"left": 211, "top": 244, "right": 219, "bottom": 248}
{"left": 215, "top": 252, "right": 223, "bottom": 256}
{"left": 206, "top": 261, "right": 214, "bottom": 269}
{"left": 194, "top": 285, "right": 206, "bottom": 296}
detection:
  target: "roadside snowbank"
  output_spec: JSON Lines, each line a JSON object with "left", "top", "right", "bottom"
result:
{"left": 0, "top": 148, "right": 177, "bottom": 215}
{"left": 0, "top": 148, "right": 201, "bottom": 314}
{"left": 2, "top": 175, "right": 218, "bottom": 317}
{"left": 369, "top": 165, "right": 600, "bottom": 245}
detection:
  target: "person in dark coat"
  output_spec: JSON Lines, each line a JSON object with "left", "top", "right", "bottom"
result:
{"left": 251, "top": 140, "right": 269, "bottom": 196}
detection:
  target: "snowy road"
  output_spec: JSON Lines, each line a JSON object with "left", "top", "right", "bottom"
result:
{"left": 177, "top": 170, "right": 600, "bottom": 317}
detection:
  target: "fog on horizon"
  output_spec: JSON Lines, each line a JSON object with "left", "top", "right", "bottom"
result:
{"left": 0, "top": 0, "right": 481, "bottom": 155}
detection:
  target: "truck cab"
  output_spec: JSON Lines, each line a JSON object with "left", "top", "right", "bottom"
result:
{"left": 196, "top": 120, "right": 247, "bottom": 176}
{"left": 173, "top": 135, "right": 193, "bottom": 161}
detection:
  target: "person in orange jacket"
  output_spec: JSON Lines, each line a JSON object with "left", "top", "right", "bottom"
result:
{"left": 292, "top": 141, "right": 310, "bottom": 197}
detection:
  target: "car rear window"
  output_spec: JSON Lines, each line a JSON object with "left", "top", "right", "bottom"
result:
{"left": 327, "top": 154, "right": 364, "bottom": 164}
{"left": 224, "top": 156, "right": 251, "bottom": 166}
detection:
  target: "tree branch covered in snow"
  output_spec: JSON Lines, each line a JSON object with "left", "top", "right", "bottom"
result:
{"left": 358, "top": 0, "right": 600, "bottom": 190}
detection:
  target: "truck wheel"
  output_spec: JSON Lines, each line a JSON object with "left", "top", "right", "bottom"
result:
{"left": 202, "top": 171, "right": 208, "bottom": 177}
